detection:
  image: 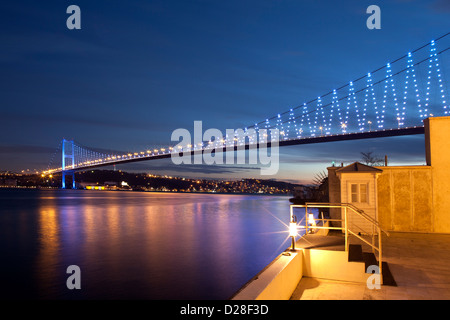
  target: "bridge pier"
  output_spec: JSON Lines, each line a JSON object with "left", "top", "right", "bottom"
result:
{"left": 62, "top": 171, "right": 76, "bottom": 189}
{"left": 62, "top": 139, "right": 76, "bottom": 189}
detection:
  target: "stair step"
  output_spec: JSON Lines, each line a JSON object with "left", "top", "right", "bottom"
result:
{"left": 295, "top": 234, "right": 345, "bottom": 251}
{"left": 348, "top": 244, "right": 363, "bottom": 262}
{"left": 362, "top": 252, "right": 397, "bottom": 287}
{"left": 362, "top": 252, "right": 378, "bottom": 270}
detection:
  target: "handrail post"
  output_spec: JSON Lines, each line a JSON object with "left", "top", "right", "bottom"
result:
{"left": 344, "top": 206, "right": 348, "bottom": 251}
{"left": 305, "top": 203, "right": 308, "bottom": 234}
{"left": 321, "top": 211, "right": 324, "bottom": 227}
{"left": 290, "top": 205, "right": 293, "bottom": 224}
{"left": 378, "top": 226, "right": 383, "bottom": 285}
{"left": 372, "top": 224, "right": 375, "bottom": 253}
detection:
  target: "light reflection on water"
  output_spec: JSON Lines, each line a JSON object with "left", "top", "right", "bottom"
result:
{"left": 0, "top": 189, "right": 299, "bottom": 300}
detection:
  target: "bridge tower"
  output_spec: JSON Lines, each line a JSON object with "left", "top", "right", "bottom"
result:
{"left": 62, "top": 139, "right": 76, "bottom": 189}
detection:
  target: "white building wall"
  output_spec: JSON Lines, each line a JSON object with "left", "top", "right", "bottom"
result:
{"left": 339, "top": 172, "right": 379, "bottom": 235}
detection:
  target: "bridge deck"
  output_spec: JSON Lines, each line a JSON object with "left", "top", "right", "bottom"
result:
{"left": 52, "top": 126, "right": 424, "bottom": 174}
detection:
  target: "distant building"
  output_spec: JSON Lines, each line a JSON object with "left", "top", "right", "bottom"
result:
{"left": 77, "top": 182, "right": 92, "bottom": 189}
{"left": 104, "top": 181, "right": 118, "bottom": 186}
{"left": 1, "top": 179, "right": 17, "bottom": 187}
{"left": 328, "top": 116, "right": 450, "bottom": 234}
{"left": 85, "top": 185, "right": 105, "bottom": 190}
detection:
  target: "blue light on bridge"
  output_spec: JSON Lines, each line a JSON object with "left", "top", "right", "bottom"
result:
{"left": 44, "top": 35, "right": 450, "bottom": 180}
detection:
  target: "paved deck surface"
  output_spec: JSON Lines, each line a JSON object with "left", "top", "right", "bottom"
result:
{"left": 295, "top": 234, "right": 345, "bottom": 251}
{"left": 290, "top": 231, "right": 450, "bottom": 300}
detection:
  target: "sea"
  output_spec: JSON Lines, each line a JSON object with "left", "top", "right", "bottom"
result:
{"left": 0, "top": 188, "right": 310, "bottom": 300}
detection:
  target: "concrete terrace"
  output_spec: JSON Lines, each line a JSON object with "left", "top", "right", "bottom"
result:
{"left": 290, "top": 231, "right": 450, "bottom": 300}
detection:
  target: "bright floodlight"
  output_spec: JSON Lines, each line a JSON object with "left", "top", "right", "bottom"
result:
{"left": 289, "top": 222, "right": 298, "bottom": 237}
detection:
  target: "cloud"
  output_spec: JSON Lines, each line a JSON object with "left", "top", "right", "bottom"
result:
{"left": 108, "top": 157, "right": 262, "bottom": 175}
{"left": 157, "top": 164, "right": 261, "bottom": 175}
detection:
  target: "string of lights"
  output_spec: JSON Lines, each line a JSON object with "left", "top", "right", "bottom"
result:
{"left": 43, "top": 35, "right": 450, "bottom": 174}
{"left": 246, "top": 32, "right": 450, "bottom": 130}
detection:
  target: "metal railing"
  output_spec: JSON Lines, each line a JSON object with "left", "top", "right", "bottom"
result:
{"left": 290, "top": 202, "right": 390, "bottom": 282}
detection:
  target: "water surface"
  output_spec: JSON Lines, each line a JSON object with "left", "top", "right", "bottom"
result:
{"left": 0, "top": 189, "right": 296, "bottom": 300}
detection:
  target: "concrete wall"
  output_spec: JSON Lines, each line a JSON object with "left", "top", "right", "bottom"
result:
{"left": 424, "top": 117, "right": 450, "bottom": 233}
{"left": 375, "top": 116, "right": 450, "bottom": 233}
{"left": 302, "top": 249, "right": 368, "bottom": 283}
{"left": 376, "top": 166, "right": 434, "bottom": 232}
{"left": 232, "top": 251, "right": 302, "bottom": 300}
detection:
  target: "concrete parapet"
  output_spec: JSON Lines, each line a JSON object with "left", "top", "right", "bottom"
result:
{"left": 232, "top": 251, "right": 302, "bottom": 300}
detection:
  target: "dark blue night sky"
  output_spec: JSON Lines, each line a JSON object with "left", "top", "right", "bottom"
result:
{"left": 1, "top": 0, "right": 449, "bottom": 183}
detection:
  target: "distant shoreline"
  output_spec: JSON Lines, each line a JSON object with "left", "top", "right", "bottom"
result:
{"left": 0, "top": 186, "right": 291, "bottom": 197}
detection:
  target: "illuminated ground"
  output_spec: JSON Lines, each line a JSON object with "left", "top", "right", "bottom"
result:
{"left": 291, "top": 232, "right": 450, "bottom": 300}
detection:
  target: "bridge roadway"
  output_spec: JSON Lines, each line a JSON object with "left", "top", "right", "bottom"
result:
{"left": 56, "top": 126, "right": 425, "bottom": 174}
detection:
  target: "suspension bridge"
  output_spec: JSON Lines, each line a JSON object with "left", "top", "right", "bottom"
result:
{"left": 42, "top": 34, "right": 450, "bottom": 188}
